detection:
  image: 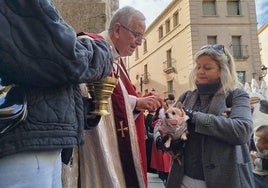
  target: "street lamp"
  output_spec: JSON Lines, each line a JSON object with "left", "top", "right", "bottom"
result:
{"left": 260, "top": 65, "right": 267, "bottom": 79}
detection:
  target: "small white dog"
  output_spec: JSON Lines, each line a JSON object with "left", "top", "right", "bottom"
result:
{"left": 158, "top": 102, "right": 189, "bottom": 149}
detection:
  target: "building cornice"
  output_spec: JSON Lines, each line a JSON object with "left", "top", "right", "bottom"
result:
{"left": 145, "top": 0, "right": 181, "bottom": 35}
{"left": 258, "top": 21, "right": 268, "bottom": 34}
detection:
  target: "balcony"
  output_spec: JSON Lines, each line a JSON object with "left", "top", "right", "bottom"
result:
{"left": 164, "top": 66, "right": 177, "bottom": 74}
{"left": 229, "top": 45, "right": 249, "bottom": 60}
{"left": 142, "top": 73, "right": 149, "bottom": 84}
{"left": 163, "top": 59, "right": 177, "bottom": 74}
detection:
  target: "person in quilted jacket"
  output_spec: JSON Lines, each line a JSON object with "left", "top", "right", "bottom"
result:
{"left": 0, "top": 1, "right": 113, "bottom": 187}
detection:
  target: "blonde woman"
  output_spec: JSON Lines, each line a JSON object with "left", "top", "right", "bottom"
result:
{"left": 155, "top": 44, "right": 255, "bottom": 188}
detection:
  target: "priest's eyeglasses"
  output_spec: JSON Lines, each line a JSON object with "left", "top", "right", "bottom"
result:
{"left": 120, "top": 24, "right": 145, "bottom": 41}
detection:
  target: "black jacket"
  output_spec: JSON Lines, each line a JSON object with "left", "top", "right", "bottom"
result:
{"left": 0, "top": 0, "right": 113, "bottom": 158}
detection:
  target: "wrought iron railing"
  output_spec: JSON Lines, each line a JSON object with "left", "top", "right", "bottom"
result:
{"left": 229, "top": 45, "right": 249, "bottom": 59}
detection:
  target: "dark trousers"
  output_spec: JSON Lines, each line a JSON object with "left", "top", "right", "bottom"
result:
{"left": 253, "top": 173, "right": 268, "bottom": 188}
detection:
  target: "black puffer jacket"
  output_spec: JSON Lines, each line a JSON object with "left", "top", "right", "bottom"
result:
{"left": 0, "top": 0, "right": 113, "bottom": 158}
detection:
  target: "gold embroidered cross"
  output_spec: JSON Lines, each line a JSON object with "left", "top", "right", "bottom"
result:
{"left": 117, "top": 121, "right": 128, "bottom": 138}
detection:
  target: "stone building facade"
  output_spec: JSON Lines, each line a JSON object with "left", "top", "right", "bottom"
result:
{"left": 126, "top": 0, "right": 262, "bottom": 98}
{"left": 52, "top": 0, "right": 119, "bottom": 33}
{"left": 258, "top": 21, "right": 268, "bottom": 86}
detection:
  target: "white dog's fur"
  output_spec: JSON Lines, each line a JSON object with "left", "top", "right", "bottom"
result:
{"left": 158, "top": 102, "right": 189, "bottom": 148}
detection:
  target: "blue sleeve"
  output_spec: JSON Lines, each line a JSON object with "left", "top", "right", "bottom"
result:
{"left": 0, "top": 0, "right": 113, "bottom": 87}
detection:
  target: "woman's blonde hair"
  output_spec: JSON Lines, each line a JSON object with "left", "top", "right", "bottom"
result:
{"left": 189, "top": 44, "right": 239, "bottom": 94}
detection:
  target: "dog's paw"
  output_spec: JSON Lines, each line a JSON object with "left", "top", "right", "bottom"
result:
{"left": 164, "top": 136, "right": 172, "bottom": 148}
{"left": 181, "top": 133, "right": 187, "bottom": 140}
{"left": 180, "top": 131, "right": 189, "bottom": 140}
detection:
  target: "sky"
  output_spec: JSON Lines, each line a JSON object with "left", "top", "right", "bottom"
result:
{"left": 255, "top": 0, "right": 268, "bottom": 28}
{"left": 119, "top": 0, "right": 173, "bottom": 26}
{"left": 119, "top": 0, "right": 268, "bottom": 28}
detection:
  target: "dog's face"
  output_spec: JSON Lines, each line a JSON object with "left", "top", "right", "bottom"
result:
{"left": 160, "top": 102, "right": 186, "bottom": 126}
{"left": 165, "top": 107, "right": 184, "bottom": 126}
{"left": 158, "top": 102, "right": 189, "bottom": 141}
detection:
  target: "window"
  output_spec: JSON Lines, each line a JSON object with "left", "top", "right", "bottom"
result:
{"left": 227, "top": 0, "right": 241, "bottom": 15}
{"left": 173, "top": 11, "right": 179, "bottom": 27}
{"left": 144, "top": 64, "right": 148, "bottom": 81}
{"left": 135, "top": 48, "right": 139, "bottom": 60}
{"left": 159, "top": 25, "right": 163, "bottom": 39}
{"left": 165, "top": 19, "right": 171, "bottom": 33}
{"left": 143, "top": 40, "right": 147, "bottom": 53}
{"left": 167, "top": 80, "right": 174, "bottom": 94}
{"left": 203, "top": 0, "right": 216, "bottom": 16}
{"left": 232, "top": 36, "right": 242, "bottom": 59}
{"left": 143, "top": 64, "right": 149, "bottom": 84}
{"left": 167, "top": 49, "right": 172, "bottom": 68}
{"left": 164, "top": 49, "right": 176, "bottom": 74}
{"left": 207, "top": 36, "right": 217, "bottom": 44}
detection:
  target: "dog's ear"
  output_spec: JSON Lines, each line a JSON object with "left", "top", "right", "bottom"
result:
{"left": 176, "top": 102, "right": 182, "bottom": 109}
{"left": 158, "top": 108, "right": 166, "bottom": 119}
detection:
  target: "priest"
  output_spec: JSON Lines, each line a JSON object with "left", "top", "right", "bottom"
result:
{"left": 77, "top": 6, "right": 163, "bottom": 188}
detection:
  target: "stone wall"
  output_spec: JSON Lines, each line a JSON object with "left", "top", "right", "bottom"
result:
{"left": 52, "top": 0, "right": 119, "bottom": 33}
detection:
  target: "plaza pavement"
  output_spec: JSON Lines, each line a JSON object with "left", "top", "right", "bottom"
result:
{"left": 147, "top": 173, "right": 166, "bottom": 188}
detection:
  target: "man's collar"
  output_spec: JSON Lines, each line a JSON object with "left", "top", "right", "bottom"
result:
{"left": 99, "top": 31, "right": 120, "bottom": 60}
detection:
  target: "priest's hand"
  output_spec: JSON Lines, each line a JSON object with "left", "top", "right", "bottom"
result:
{"left": 135, "top": 95, "right": 163, "bottom": 112}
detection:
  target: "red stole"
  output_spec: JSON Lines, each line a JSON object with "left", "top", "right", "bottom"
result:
{"left": 112, "top": 60, "right": 147, "bottom": 187}
{"left": 78, "top": 32, "right": 147, "bottom": 187}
